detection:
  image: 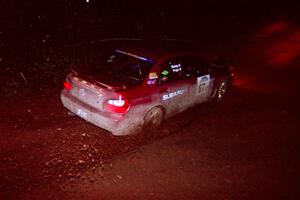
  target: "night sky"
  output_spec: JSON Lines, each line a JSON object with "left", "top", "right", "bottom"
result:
{"left": 0, "top": 0, "right": 299, "bottom": 69}
{"left": 1, "top": 0, "right": 299, "bottom": 45}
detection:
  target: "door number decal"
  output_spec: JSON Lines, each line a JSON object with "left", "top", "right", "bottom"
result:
{"left": 197, "top": 75, "right": 210, "bottom": 95}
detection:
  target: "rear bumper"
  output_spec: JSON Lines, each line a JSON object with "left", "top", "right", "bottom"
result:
{"left": 60, "top": 90, "right": 142, "bottom": 136}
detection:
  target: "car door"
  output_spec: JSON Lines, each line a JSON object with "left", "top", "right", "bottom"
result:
{"left": 157, "top": 56, "right": 191, "bottom": 117}
{"left": 182, "top": 56, "right": 214, "bottom": 105}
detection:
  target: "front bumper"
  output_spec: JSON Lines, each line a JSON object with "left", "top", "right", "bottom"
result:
{"left": 60, "top": 90, "right": 142, "bottom": 136}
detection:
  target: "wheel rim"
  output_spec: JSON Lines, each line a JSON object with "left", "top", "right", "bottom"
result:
{"left": 144, "top": 107, "right": 163, "bottom": 127}
{"left": 217, "top": 81, "right": 227, "bottom": 101}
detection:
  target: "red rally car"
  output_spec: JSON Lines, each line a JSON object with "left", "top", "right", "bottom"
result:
{"left": 61, "top": 46, "right": 234, "bottom": 136}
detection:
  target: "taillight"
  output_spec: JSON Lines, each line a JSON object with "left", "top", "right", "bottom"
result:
{"left": 104, "top": 96, "right": 130, "bottom": 114}
{"left": 64, "top": 81, "right": 72, "bottom": 91}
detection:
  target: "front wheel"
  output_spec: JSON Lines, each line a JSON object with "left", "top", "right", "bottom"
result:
{"left": 215, "top": 79, "right": 228, "bottom": 102}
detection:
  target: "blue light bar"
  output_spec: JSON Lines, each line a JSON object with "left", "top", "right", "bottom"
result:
{"left": 115, "top": 49, "right": 153, "bottom": 63}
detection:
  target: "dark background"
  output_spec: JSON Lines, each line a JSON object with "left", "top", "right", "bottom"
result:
{"left": 1, "top": 0, "right": 299, "bottom": 48}
{"left": 0, "top": 0, "right": 297, "bottom": 95}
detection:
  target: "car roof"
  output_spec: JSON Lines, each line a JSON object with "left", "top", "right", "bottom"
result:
{"left": 112, "top": 40, "right": 197, "bottom": 61}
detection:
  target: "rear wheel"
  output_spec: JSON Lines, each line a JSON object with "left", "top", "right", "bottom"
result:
{"left": 143, "top": 107, "right": 164, "bottom": 130}
{"left": 141, "top": 107, "right": 164, "bottom": 140}
{"left": 215, "top": 79, "right": 228, "bottom": 102}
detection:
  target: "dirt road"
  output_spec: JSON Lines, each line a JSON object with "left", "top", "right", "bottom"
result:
{"left": 0, "top": 76, "right": 298, "bottom": 199}
{"left": 1, "top": 29, "right": 300, "bottom": 199}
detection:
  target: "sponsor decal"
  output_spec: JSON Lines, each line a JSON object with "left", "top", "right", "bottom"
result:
{"left": 149, "top": 72, "right": 158, "bottom": 79}
{"left": 200, "top": 76, "right": 209, "bottom": 82}
{"left": 160, "top": 70, "right": 170, "bottom": 82}
{"left": 147, "top": 72, "right": 158, "bottom": 85}
{"left": 162, "top": 89, "right": 184, "bottom": 101}
{"left": 147, "top": 79, "right": 157, "bottom": 85}
{"left": 170, "top": 63, "right": 182, "bottom": 72}
{"left": 161, "top": 70, "right": 169, "bottom": 76}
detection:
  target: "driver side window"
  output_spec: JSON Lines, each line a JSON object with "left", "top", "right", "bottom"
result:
{"left": 182, "top": 56, "right": 210, "bottom": 78}
{"left": 159, "top": 57, "right": 183, "bottom": 84}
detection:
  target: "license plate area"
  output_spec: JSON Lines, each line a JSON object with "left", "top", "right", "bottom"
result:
{"left": 76, "top": 108, "right": 88, "bottom": 119}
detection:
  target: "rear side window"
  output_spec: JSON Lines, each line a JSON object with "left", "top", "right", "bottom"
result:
{"left": 78, "top": 50, "right": 154, "bottom": 86}
{"left": 103, "top": 51, "right": 153, "bottom": 83}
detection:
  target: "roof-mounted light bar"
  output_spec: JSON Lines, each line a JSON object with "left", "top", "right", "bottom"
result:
{"left": 115, "top": 49, "right": 153, "bottom": 63}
